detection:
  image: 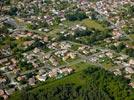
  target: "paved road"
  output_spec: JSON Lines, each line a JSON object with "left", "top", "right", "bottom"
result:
{"left": 68, "top": 40, "right": 128, "bottom": 71}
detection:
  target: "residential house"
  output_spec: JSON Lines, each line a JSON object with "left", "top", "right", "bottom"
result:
{"left": 36, "top": 74, "right": 47, "bottom": 82}
{"left": 28, "top": 77, "right": 36, "bottom": 86}
{"left": 129, "top": 82, "right": 134, "bottom": 88}
{"left": 129, "top": 59, "right": 134, "bottom": 65}
{"left": 125, "top": 67, "right": 134, "bottom": 74}
{"left": 59, "top": 67, "right": 73, "bottom": 75}
{"left": 48, "top": 68, "right": 59, "bottom": 78}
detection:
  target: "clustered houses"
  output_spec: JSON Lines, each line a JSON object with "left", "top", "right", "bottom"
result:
{"left": 91, "top": 0, "right": 133, "bottom": 36}
{"left": 48, "top": 67, "right": 73, "bottom": 79}
{"left": 0, "top": 46, "right": 12, "bottom": 59}
{"left": 93, "top": 0, "right": 133, "bottom": 19}
{"left": 78, "top": 46, "right": 91, "bottom": 55}
{"left": 1, "top": 27, "right": 133, "bottom": 96}
{"left": 0, "top": 89, "right": 8, "bottom": 100}
{"left": 23, "top": 48, "right": 47, "bottom": 68}
{"left": 15, "top": 67, "right": 73, "bottom": 85}
{"left": 1, "top": 0, "right": 133, "bottom": 30}
{"left": 0, "top": 0, "right": 134, "bottom": 99}
{"left": 94, "top": 0, "right": 132, "bottom": 16}
{"left": 113, "top": 58, "right": 134, "bottom": 87}
{"left": 48, "top": 41, "right": 78, "bottom": 62}
{"left": 48, "top": 41, "right": 71, "bottom": 50}
{"left": 0, "top": 28, "right": 78, "bottom": 97}
{"left": 0, "top": 58, "right": 17, "bottom": 71}
{"left": 0, "top": 75, "right": 8, "bottom": 87}
{"left": 58, "top": 24, "right": 87, "bottom": 39}
{"left": 54, "top": 50, "right": 77, "bottom": 61}
{"left": 10, "top": 0, "right": 71, "bottom": 30}
{"left": 112, "top": 29, "right": 122, "bottom": 39}
{"left": 2, "top": 0, "right": 97, "bottom": 32}
{"left": 0, "top": 75, "right": 9, "bottom": 99}
{"left": 11, "top": 31, "right": 49, "bottom": 43}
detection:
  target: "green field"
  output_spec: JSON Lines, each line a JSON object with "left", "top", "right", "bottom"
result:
{"left": 82, "top": 19, "right": 107, "bottom": 31}
{"left": 63, "top": 19, "right": 107, "bottom": 31}
{"left": 9, "top": 62, "right": 134, "bottom": 100}
{"left": 129, "top": 34, "right": 134, "bottom": 40}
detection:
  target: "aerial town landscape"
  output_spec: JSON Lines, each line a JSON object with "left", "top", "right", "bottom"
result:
{"left": 0, "top": 0, "right": 134, "bottom": 100}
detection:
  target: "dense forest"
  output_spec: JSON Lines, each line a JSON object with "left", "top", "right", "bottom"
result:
{"left": 9, "top": 66, "right": 134, "bottom": 100}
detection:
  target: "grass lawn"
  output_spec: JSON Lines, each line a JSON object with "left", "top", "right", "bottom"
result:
{"left": 71, "top": 43, "right": 81, "bottom": 51}
{"left": 71, "top": 61, "right": 93, "bottom": 72}
{"left": 63, "top": 20, "right": 80, "bottom": 27}
{"left": 102, "top": 63, "right": 114, "bottom": 70}
{"left": 66, "top": 57, "right": 81, "bottom": 64}
{"left": 99, "top": 57, "right": 114, "bottom": 69}
{"left": 129, "top": 34, "right": 134, "bottom": 40}
{"left": 57, "top": 57, "right": 67, "bottom": 65}
{"left": 124, "top": 40, "right": 134, "bottom": 47}
{"left": 63, "top": 19, "right": 107, "bottom": 32}
{"left": 48, "top": 28, "right": 60, "bottom": 37}
{"left": 82, "top": 19, "right": 107, "bottom": 31}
